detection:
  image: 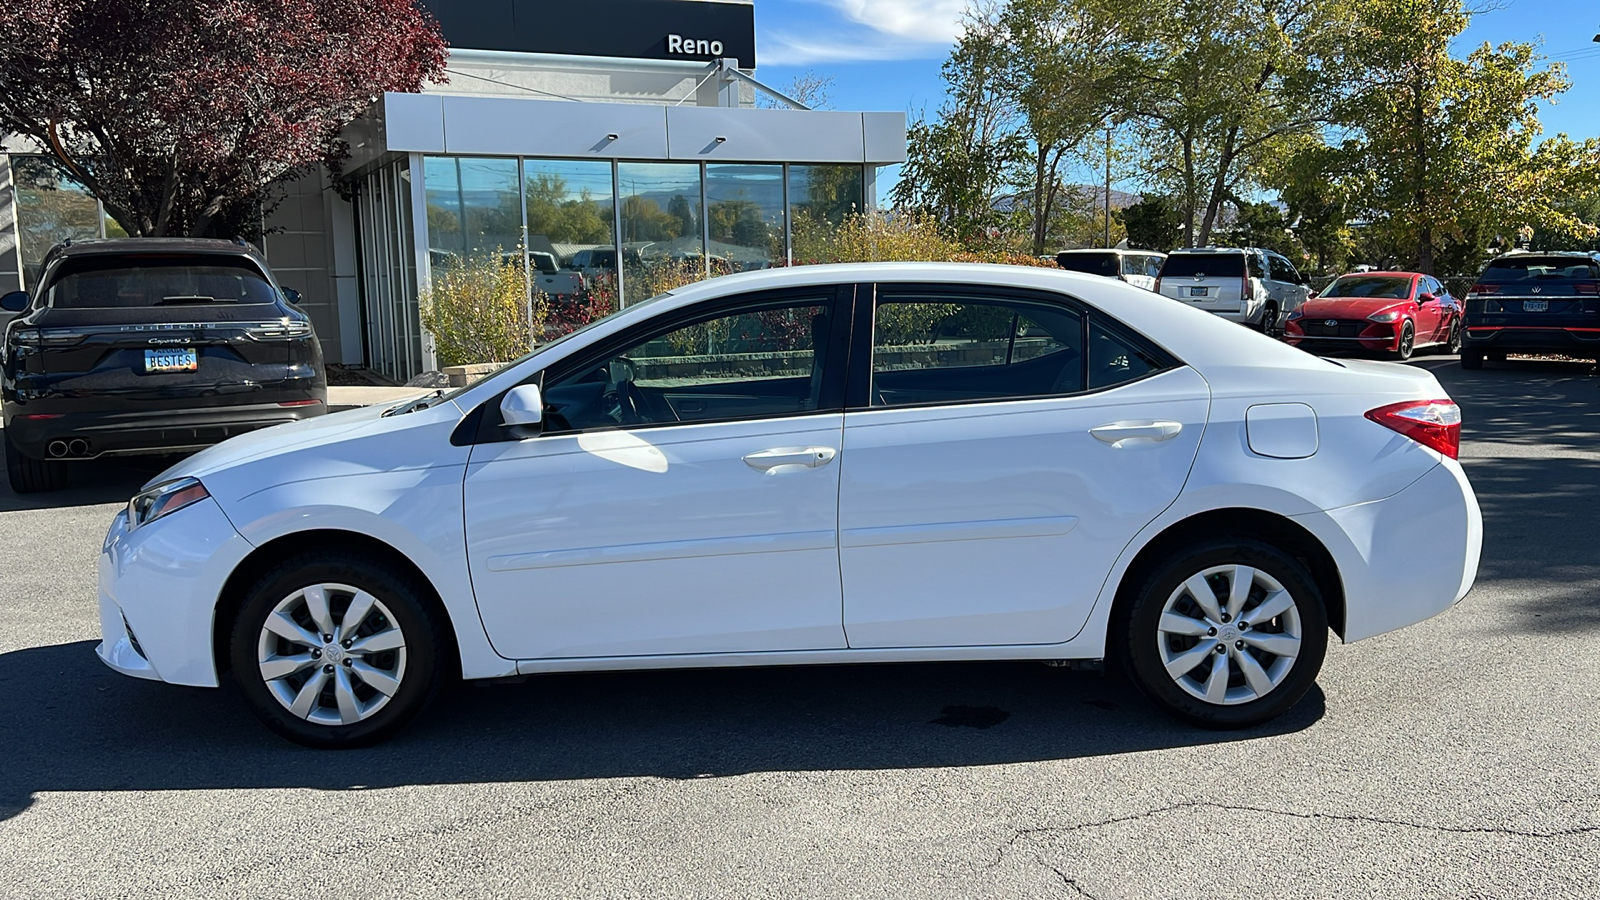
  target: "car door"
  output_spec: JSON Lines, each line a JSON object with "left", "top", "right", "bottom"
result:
{"left": 838, "top": 285, "right": 1210, "bottom": 649}
{"left": 1414, "top": 276, "right": 1445, "bottom": 342}
{"left": 1276, "top": 256, "right": 1310, "bottom": 314}
{"left": 463, "top": 287, "right": 853, "bottom": 660}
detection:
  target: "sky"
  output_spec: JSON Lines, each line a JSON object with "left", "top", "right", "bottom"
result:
{"left": 750, "top": 0, "right": 1600, "bottom": 202}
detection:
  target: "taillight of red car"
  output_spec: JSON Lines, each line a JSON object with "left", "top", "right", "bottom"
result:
{"left": 1364, "top": 399, "right": 1462, "bottom": 459}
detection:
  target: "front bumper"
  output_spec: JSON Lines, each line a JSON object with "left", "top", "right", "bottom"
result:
{"left": 97, "top": 494, "right": 256, "bottom": 687}
{"left": 1293, "top": 458, "right": 1482, "bottom": 643}
{"left": 1285, "top": 321, "right": 1400, "bottom": 353}
{"left": 6, "top": 399, "right": 324, "bottom": 460}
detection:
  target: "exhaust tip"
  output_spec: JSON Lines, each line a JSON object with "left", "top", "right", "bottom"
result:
{"left": 47, "top": 440, "right": 68, "bottom": 458}
{"left": 67, "top": 439, "right": 89, "bottom": 457}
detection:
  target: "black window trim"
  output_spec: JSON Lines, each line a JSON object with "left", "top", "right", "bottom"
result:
{"left": 469, "top": 283, "right": 857, "bottom": 444}
{"left": 846, "top": 282, "right": 1184, "bottom": 413}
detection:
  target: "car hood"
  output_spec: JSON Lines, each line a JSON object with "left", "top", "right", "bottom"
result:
{"left": 1298, "top": 296, "right": 1412, "bottom": 320}
{"left": 148, "top": 397, "right": 465, "bottom": 493}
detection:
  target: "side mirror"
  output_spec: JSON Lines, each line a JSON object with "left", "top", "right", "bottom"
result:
{"left": 1417, "top": 292, "right": 1437, "bottom": 304}
{"left": 0, "top": 291, "right": 30, "bottom": 313}
{"left": 500, "top": 383, "right": 543, "bottom": 428}
{"left": 281, "top": 287, "right": 302, "bottom": 306}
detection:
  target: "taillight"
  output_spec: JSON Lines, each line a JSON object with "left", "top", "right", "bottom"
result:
{"left": 1365, "top": 399, "right": 1461, "bottom": 459}
{"left": 245, "top": 321, "right": 313, "bottom": 340}
{"left": 276, "top": 399, "right": 322, "bottom": 407}
{"left": 1468, "top": 283, "right": 1498, "bottom": 296}
{"left": 1576, "top": 283, "right": 1598, "bottom": 295}
{"left": 1242, "top": 275, "right": 1250, "bottom": 304}
{"left": 10, "top": 329, "right": 85, "bottom": 347}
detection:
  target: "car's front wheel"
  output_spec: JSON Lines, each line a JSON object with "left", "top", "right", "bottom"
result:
{"left": 230, "top": 551, "right": 449, "bottom": 747}
{"left": 1120, "top": 538, "right": 1328, "bottom": 729}
{"left": 4, "top": 428, "right": 67, "bottom": 494}
{"left": 1390, "top": 321, "right": 1415, "bottom": 361}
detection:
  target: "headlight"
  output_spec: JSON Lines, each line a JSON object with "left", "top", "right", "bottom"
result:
{"left": 127, "top": 477, "right": 210, "bottom": 531}
{"left": 1287, "top": 309, "right": 1304, "bottom": 320}
{"left": 1368, "top": 311, "right": 1401, "bottom": 323}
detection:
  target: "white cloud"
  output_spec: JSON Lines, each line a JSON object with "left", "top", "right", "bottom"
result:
{"left": 758, "top": 0, "right": 966, "bottom": 67}
{"left": 827, "top": 0, "right": 967, "bottom": 44}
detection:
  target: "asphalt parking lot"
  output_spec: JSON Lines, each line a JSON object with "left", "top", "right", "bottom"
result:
{"left": 2, "top": 355, "right": 1597, "bottom": 899}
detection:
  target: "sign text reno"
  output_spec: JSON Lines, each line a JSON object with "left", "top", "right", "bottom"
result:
{"left": 667, "top": 34, "right": 724, "bottom": 56}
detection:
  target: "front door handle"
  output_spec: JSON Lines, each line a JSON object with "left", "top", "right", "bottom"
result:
{"left": 743, "top": 447, "right": 837, "bottom": 470}
{"left": 1090, "top": 421, "right": 1183, "bottom": 446}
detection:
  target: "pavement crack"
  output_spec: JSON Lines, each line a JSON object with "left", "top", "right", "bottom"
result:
{"left": 1041, "top": 860, "right": 1102, "bottom": 899}
{"left": 992, "top": 800, "right": 1600, "bottom": 870}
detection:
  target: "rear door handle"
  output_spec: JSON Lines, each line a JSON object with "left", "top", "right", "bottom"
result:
{"left": 1090, "top": 421, "right": 1183, "bottom": 446}
{"left": 743, "top": 447, "right": 837, "bottom": 470}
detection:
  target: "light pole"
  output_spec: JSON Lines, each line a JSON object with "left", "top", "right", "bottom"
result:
{"left": 1104, "top": 122, "right": 1113, "bottom": 248}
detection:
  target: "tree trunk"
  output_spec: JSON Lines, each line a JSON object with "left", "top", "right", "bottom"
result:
{"left": 1181, "top": 131, "right": 1196, "bottom": 248}
{"left": 1197, "top": 125, "right": 1239, "bottom": 247}
{"left": 1412, "top": 73, "right": 1432, "bottom": 274}
{"left": 1032, "top": 144, "right": 1048, "bottom": 256}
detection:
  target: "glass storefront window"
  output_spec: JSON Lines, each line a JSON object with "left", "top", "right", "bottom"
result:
{"left": 618, "top": 162, "right": 703, "bottom": 303}
{"left": 523, "top": 158, "right": 617, "bottom": 315}
{"left": 423, "top": 156, "right": 522, "bottom": 269}
{"left": 13, "top": 157, "right": 114, "bottom": 287}
{"left": 705, "top": 163, "right": 784, "bottom": 273}
{"left": 788, "top": 164, "right": 863, "bottom": 264}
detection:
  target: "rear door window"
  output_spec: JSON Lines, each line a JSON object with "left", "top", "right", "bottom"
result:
{"left": 45, "top": 256, "right": 278, "bottom": 309}
{"left": 1161, "top": 253, "right": 1244, "bottom": 278}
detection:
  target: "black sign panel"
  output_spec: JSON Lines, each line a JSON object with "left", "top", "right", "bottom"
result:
{"left": 421, "top": 0, "right": 757, "bottom": 67}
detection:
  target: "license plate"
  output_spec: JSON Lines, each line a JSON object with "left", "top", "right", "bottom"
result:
{"left": 1189, "top": 287, "right": 1208, "bottom": 297}
{"left": 144, "top": 348, "right": 198, "bottom": 373}
{"left": 1523, "top": 300, "right": 1547, "bottom": 312}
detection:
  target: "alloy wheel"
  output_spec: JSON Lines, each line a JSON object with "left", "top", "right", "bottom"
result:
{"left": 256, "top": 582, "right": 409, "bottom": 726}
{"left": 1155, "top": 564, "right": 1303, "bottom": 706}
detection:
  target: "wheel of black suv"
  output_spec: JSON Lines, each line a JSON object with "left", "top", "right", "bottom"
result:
{"left": 4, "top": 428, "right": 68, "bottom": 493}
{"left": 1460, "top": 350, "right": 1484, "bottom": 370}
{"left": 230, "top": 551, "right": 450, "bottom": 748}
{"left": 1119, "top": 538, "right": 1328, "bottom": 729}
{"left": 1390, "top": 321, "right": 1415, "bottom": 361}
{"left": 1446, "top": 320, "right": 1463, "bottom": 355}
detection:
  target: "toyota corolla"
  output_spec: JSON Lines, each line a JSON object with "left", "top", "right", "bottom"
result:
{"left": 96, "top": 263, "right": 1482, "bottom": 746}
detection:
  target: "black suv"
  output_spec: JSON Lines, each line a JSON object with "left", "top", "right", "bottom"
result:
{"left": 1, "top": 238, "right": 326, "bottom": 492}
{"left": 1461, "top": 251, "right": 1600, "bottom": 369}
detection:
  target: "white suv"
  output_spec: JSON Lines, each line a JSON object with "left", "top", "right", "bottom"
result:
{"left": 1157, "top": 247, "right": 1310, "bottom": 333}
{"left": 1056, "top": 249, "right": 1167, "bottom": 291}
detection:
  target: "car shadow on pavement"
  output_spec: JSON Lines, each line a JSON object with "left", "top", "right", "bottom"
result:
{"left": 0, "top": 434, "right": 173, "bottom": 513}
{"left": 0, "top": 643, "right": 1324, "bottom": 820}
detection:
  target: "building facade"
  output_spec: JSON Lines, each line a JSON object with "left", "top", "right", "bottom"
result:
{"left": 0, "top": 0, "right": 906, "bottom": 383}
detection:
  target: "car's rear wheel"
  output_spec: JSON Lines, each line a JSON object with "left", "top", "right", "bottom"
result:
{"left": 1390, "top": 321, "right": 1415, "bottom": 361}
{"left": 1461, "top": 349, "right": 1484, "bottom": 370}
{"left": 4, "top": 429, "right": 68, "bottom": 493}
{"left": 229, "top": 552, "right": 448, "bottom": 747}
{"left": 1258, "top": 302, "right": 1280, "bottom": 336}
{"left": 1119, "top": 538, "right": 1328, "bottom": 729}
{"left": 1446, "top": 320, "right": 1463, "bottom": 355}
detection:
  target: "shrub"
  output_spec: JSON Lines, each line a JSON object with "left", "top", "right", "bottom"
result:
{"left": 420, "top": 250, "right": 531, "bottom": 369}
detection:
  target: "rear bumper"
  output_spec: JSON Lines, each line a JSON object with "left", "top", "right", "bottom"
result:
{"left": 1462, "top": 324, "right": 1600, "bottom": 355}
{"left": 1292, "top": 458, "right": 1482, "bottom": 643}
{"left": 4, "top": 398, "right": 325, "bottom": 459}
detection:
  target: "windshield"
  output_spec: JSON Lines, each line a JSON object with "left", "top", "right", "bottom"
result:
{"left": 1160, "top": 253, "right": 1244, "bottom": 278}
{"left": 1322, "top": 276, "right": 1413, "bottom": 299}
{"left": 1056, "top": 252, "right": 1120, "bottom": 277}
{"left": 46, "top": 256, "right": 278, "bottom": 309}
{"left": 1481, "top": 256, "right": 1600, "bottom": 282}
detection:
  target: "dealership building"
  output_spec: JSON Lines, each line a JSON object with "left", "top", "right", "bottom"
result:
{"left": 0, "top": 0, "right": 906, "bottom": 381}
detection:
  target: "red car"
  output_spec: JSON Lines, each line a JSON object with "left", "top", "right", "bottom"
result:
{"left": 1283, "top": 271, "right": 1463, "bottom": 360}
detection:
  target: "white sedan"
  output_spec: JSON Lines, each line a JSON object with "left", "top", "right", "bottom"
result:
{"left": 97, "top": 263, "right": 1481, "bottom": 746}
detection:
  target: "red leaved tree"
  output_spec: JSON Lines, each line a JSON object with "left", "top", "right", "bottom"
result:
{"left": 0, "top": 0, "right": 447, "bottom": 238}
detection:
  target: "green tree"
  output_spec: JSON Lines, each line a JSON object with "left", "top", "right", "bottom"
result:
{"left": 1332, "top": 0, "right": 1600, "bottom": 273}
{"left": 1117, "top": 194, "right": 1184, "bottom": 252}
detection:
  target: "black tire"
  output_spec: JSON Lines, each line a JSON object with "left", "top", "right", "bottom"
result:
{"left": 1390, "top": 321, "right": 1415, "bottom": 361}
{"left": 1445, "top": 320, "right": 1463, "bottom": 355}
{"left": 229, "top": 550, "right": 450, "bottom": 748}
{"left": 1257, "top": 302, "right": 1280, "bottom": 336}
{"left": 1118, "top": 537, "right": 1328, "bottom": 729}
{"left": 1460, "top": 350, "right": 1484, "bottom": 370}
{"left": 4, "top": 428, "right": 68, "bottom": 493}
{"left": 1488, "top": 351, "right": 1507, "bottom": 362}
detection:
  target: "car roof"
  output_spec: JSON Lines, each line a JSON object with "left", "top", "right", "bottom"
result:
{"left": 1334, "top": 271, "right": 1419, "bottom": 278}
{"left": 1057, "top": 248, "right": 1164, "bottom": 256}
{"left": 42, "top": 237, "right": 266, "bottom": 262}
